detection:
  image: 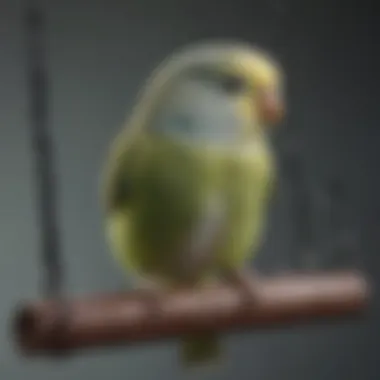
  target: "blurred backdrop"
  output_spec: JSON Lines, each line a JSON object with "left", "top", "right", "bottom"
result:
{"left": 0, "top": 0, "right": 379, "bottom": 379}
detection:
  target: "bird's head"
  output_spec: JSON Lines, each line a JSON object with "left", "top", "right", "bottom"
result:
{"left": 133, "top": 41, "right": 285, "bottom": 145}
{"left": 218, "top": 44, "right": 285, "bottom": 126}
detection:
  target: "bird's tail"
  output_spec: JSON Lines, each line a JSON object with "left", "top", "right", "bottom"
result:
{"left": 180, "top": 332, "right": 222, "bottom": 367}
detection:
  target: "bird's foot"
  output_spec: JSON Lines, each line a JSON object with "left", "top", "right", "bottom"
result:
{"left": 137, "top": 277, "right": 166, "bottom": 318}
{"left": 222, "top": 268, "right": 261, "bottom": 309}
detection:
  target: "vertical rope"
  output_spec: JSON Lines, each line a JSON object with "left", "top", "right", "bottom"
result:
{"left": 25, "top": 3, "right": 64, "bottom": 298}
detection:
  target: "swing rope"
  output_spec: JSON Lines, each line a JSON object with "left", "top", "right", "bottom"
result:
{"left": 25, "top": 3, "right": 64, "bottom": 299}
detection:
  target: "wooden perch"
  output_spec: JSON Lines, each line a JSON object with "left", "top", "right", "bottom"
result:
{"left": 13, "top": 271, "right": 371, "bottom": 355}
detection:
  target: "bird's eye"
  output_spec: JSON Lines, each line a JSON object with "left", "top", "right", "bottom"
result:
{"left": 220, "top": 74, "right": 247, "bottom": 94}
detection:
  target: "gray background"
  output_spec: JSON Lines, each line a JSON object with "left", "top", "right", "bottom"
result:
{"left": 1, "top": 0, "right": 379, "bottom": 379}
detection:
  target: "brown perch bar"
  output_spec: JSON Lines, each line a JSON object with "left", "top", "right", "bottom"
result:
{"left": 13, "top": 271, "right": 371, "bottom": 355}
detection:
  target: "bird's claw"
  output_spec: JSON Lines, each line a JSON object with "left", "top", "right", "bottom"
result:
{"left": 222, "top": 268, "right": 261, "bottom": 309}
{"left": 138, "top": 278, "right": 165, "bottom": 318}
{"left": 140, "top": 290, "right": 165, "bottom": 318}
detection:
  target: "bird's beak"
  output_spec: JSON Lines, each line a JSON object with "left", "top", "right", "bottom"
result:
{"left": 260, "top": 88, "right": 285, "bottom": 125}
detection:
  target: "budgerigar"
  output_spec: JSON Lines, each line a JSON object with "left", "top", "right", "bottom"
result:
{"left": 101, "top": 40, "right": 285, "bottom": 367}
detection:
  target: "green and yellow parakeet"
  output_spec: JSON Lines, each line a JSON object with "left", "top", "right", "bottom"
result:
{"left": 101, "top": 41, "right": 284, "bottom": 366}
